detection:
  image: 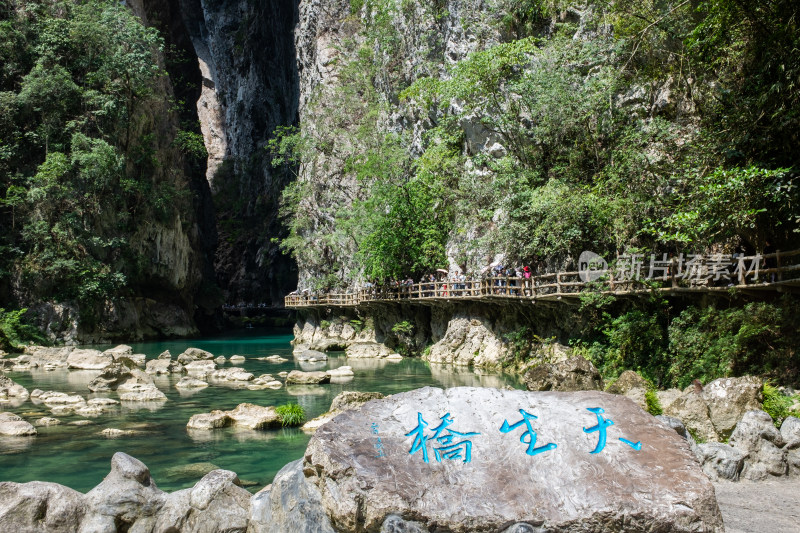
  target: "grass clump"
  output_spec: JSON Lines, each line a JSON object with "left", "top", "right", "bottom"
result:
{"left": 645, "top": 389, "right": 663, "bottom": 416}
{"left": 276, "top": 403, "right": 306, "bottom": 427}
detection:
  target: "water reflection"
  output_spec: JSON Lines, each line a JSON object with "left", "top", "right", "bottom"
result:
{"left": 427, "top": 363, "right": 510, "bottom": 389}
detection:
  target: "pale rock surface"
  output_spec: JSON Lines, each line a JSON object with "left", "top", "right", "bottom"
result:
{"left": 35, "top": 416, "right": 62, "bottom": 426}
{"left": 295, "top": 349, "right": 328, "bottom": 362}
{"left": 606, "top": 370, "right": 649, "bottom": 394}
{"left": 325, "top": 365, "right": 353, "bottom": 378}
{"left": 426, "top": 316, "right": 507, "bottom": 367}
{"left": 184, "top": 360, "right": 216, "bottom": 376}
{"left": 230, "top": 355, "right": 246, "bottom": 364}
{"left": 268, "top": 387, "right": 722, "bottom": 532}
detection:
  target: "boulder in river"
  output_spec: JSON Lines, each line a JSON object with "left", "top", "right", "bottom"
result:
{"left": 285, "top": 370, "right": 330, "bottom": 385}
{"left": 302, "top": 391, "right": 384, "bottom": 432}
{"left": 187, "top": 403, "right": 280, "bottom": 431}
{"left": 175, "top": 377, "right": 209, "bottom": 389}
{"left": 145, "top": 357, "right": 185, "bottom": 375}
{"left": 0, "top": 375, "right": 29, "bottom": 401}
{"left": 261, "top": 386, "right": 723, "bottom": 532}
{"left": 295, "top": 349, "right": 328, "bottom": 362}
{"left": 524, "top": 355, "right": 604, "bottom": 392}
{"left": 177, "top": 348, "right": 214, "bottom": 365}
{"left": 66, "top": 348, "right": 114, "bottom": 370}
{"left": 0, "top": 412, "right": 36, "bottom": 436}
{"left": 87, "top": 362, "right": 133, "bottom": 392}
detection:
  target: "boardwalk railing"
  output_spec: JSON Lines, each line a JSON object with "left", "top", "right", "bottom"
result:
{"left": 285, "top": 250, "right": 800, "bottom": 308}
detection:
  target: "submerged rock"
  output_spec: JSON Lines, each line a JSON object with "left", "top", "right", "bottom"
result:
{"left": 524, "top": 355, "right": 604, "bottom": 392}
{"left": 34, "top": 417, "right": 61, "bottom": 427}
{"left": 260, "top": 355, "right": 288, "bottom": 363}
{"left": 175, "top": 377, "right": 209, "bottom": 389}
{"left": 271, "top": 386, "right": 723, "bottom": 532}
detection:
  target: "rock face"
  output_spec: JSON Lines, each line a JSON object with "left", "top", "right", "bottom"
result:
{"left": 268, "top": 387, "right": 723, "bottom": 532}
{"left": 0, "top": 481, "right": 86, "bottom": 532}
{"left": 525, "top": 356, "right": 604, "bottom": 392}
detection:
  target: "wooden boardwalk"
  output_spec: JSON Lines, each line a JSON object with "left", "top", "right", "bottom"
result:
{"left": 285, "top": 250, "right": 800, "bottom": 308}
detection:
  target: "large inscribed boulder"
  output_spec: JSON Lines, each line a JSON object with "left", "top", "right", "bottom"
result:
{"left": 265, "top": 387, "right": 723, "bottom": 532}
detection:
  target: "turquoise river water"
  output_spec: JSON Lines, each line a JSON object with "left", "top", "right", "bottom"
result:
{"left": 0, "top": 330, "right": 522, "bottom": 493}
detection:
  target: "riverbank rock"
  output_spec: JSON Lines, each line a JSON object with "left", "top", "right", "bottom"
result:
{"left": 286, "top": 370, "right": 330, "bottom": 385}
{"left": 729, "top": 410, "right": 788, "bottom": 480}
{"left": 695, "top": 442, "right": 748, "bottom": 481}
{"left": 265, "top": 387, "right": 722, "bottom": 532}
{"left": 606, "top": 370, "right": 649, "bottom": 394}
{"left": 0, "top": 412, "right": 36, "bottom": 436}
{"left": 0, "top": 375, "right": 29, "bottom": 401}
{"left": 661, "top": 376, "right": 764, "bottom": 442}
{"left": 66, "top": 348, "right": 114, "bottom": 370}
{"left": 186, "top": 403, "right": 280, "bottom": 430}
{"left": 524, "top": 355, "right": 604, "bottom": 392}
{"left": 344, "top": 342, "right": 392, "bottom": 359}
{"left": 177, "top": 348, "right": 214, "bottom": 365}
{"left": 302, "top": 391, "right": 384, "bottom": 432}
{"left": 783, "top": 417, "right": 800, "bottom": 476}
{"left": 21, "top": 345, "right": 74, "bottom": 368}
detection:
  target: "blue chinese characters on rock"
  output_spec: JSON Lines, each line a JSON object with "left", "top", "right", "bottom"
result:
{"left": 500, "top": 409, "right": 557, "bottom": 456}
{"left": 403, "top": 406, "right": 642, "bottom": 464}
{"left": 406, "top": 413, "right": 480, "bottom": 463}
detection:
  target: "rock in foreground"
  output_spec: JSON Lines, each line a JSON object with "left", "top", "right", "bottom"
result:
{"left": 266, "top": 387, "right": 723, "bottom": 532}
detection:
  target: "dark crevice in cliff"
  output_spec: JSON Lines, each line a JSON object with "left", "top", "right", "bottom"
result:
{"left": 140, "top": 0, "right": 221, "bottom": 332}
{"left": 177, "top": 0, "right": 300, "bottom": 308}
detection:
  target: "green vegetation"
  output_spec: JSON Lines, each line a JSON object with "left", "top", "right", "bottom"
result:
{"left": 0, "top": 1, "right": 199, "bottom": 324}
{"left": 761, "top": 383, "right": 798, "bottom": 428}
{"left": 391, "top": 320, "right": 414, "bottom": 336}
{"left": 320, "top": 320, "right": 331, "bottom": 330}
{"left": 576, "top": 294, "right": 800, "bottom": 388}
{"left": 274, "top": 0, "right": 799, "bottom": 288}
{"left": 275, "top": 403, "right": 306, "bottom": 427}
{"left": 644, "top": 389, "right": 663, "bottom": 417}
{"left": 0, "top": 308, "right": 48, "bottom": 351}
